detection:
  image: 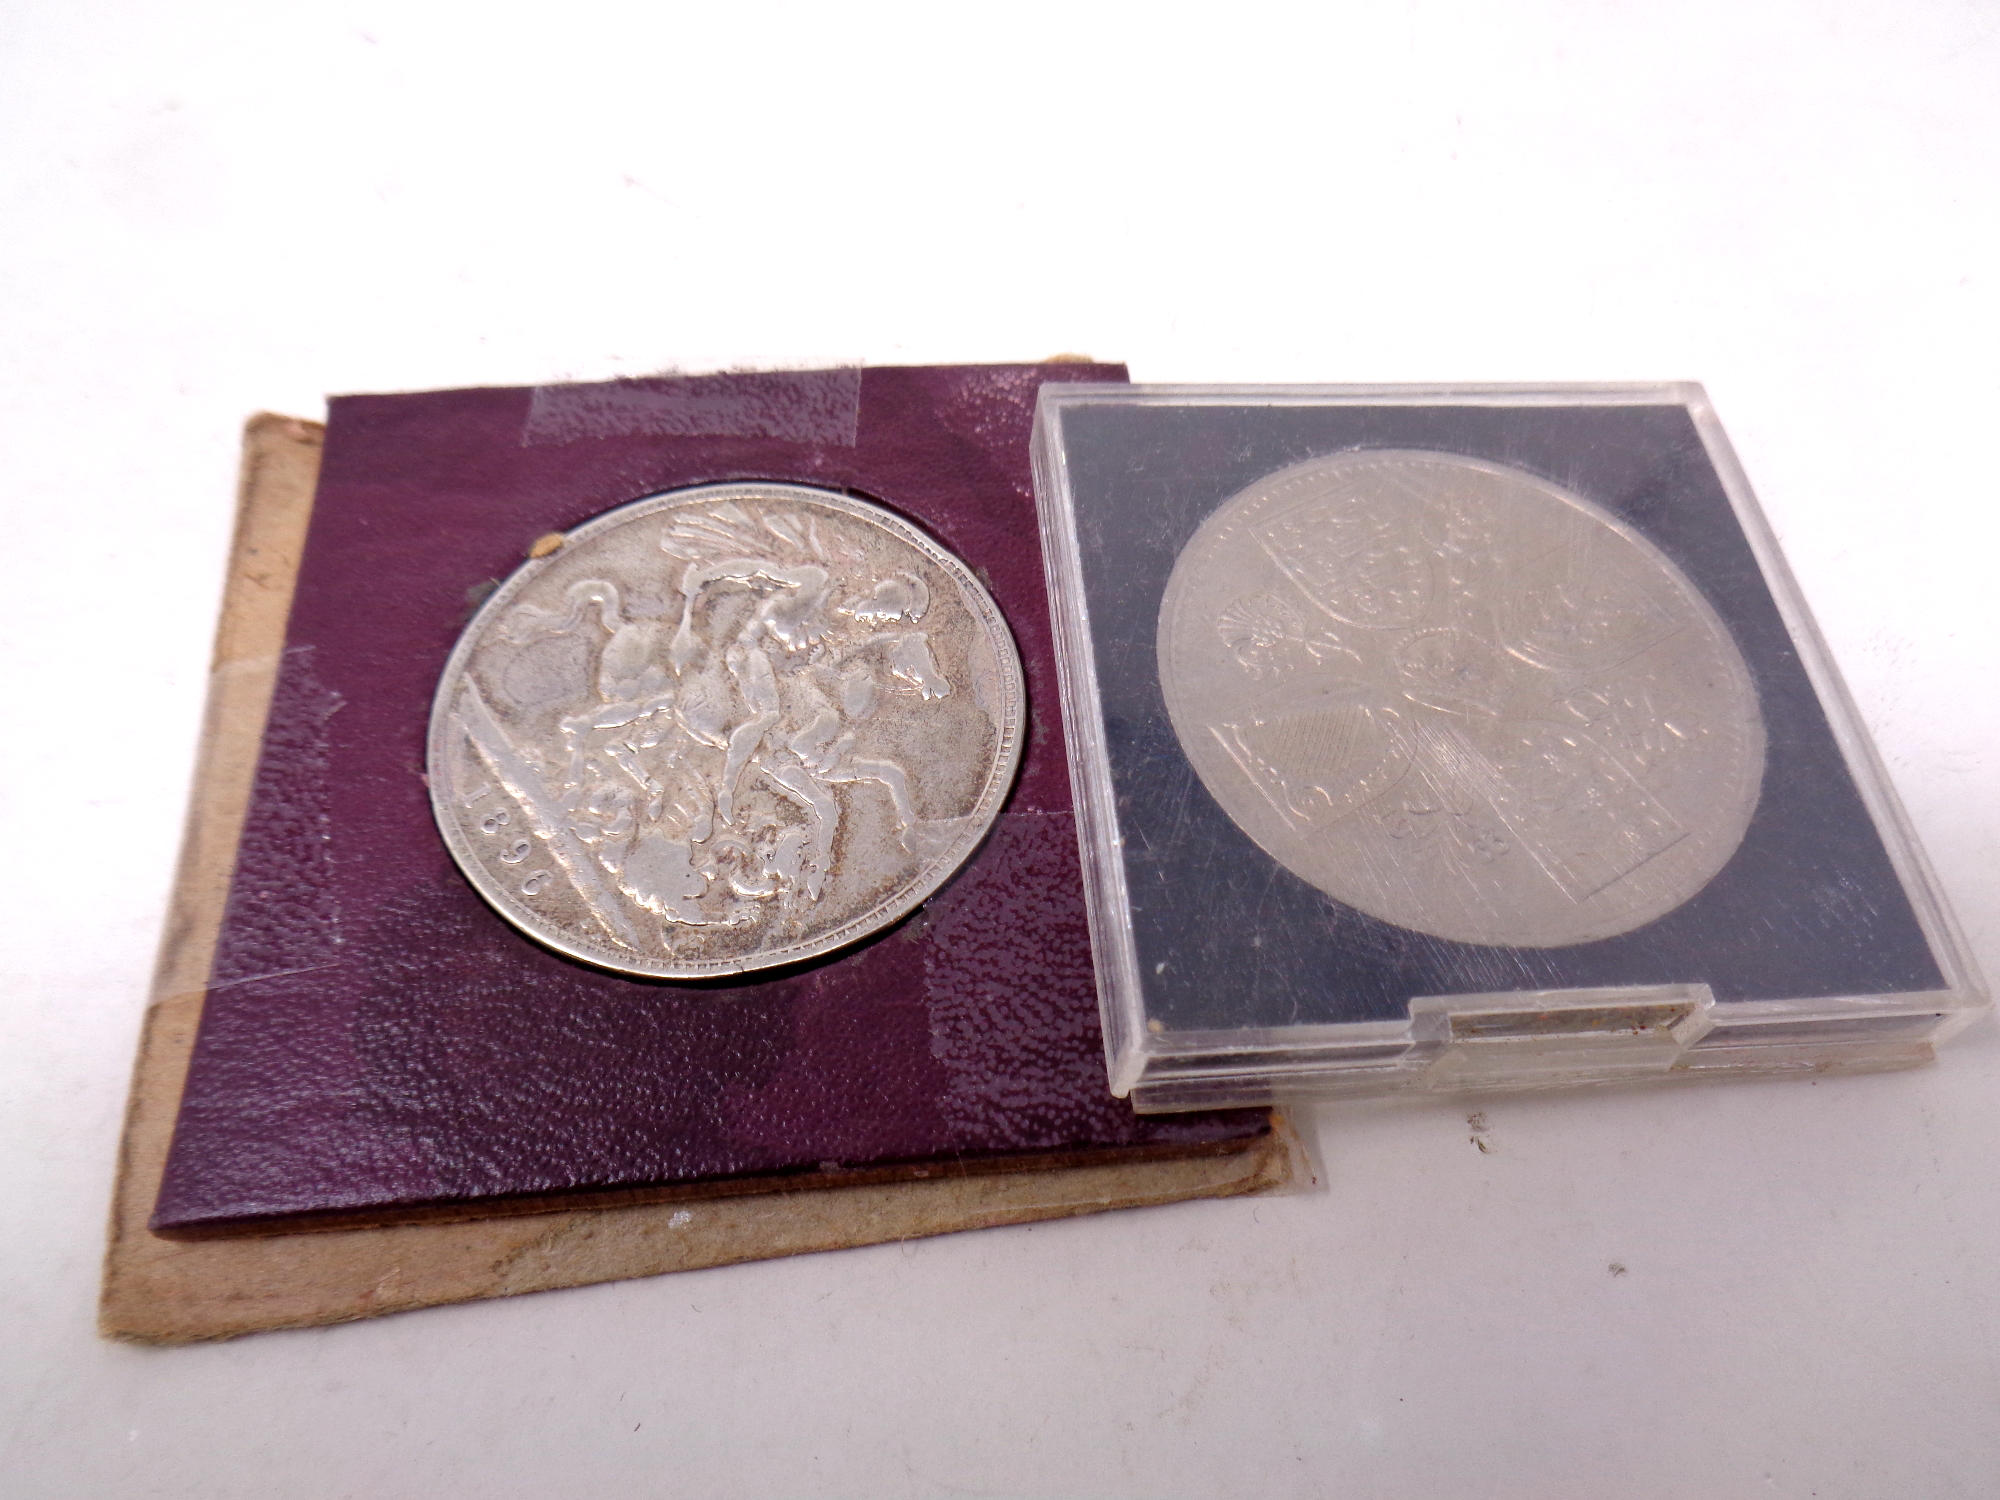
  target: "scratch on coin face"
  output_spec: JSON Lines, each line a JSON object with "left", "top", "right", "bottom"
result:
{"left": 1158, "top": 451, "right": 1766, "bottom": 948}
{"left": 429, "top": 483, "right": 1025, "bottom": 978}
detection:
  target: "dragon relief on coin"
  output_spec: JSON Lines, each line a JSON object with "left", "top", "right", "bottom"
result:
{"left": 1158, "top": 450, "right": 1767, "bottom": 949}
{"left": 429, "top": 483, "right": 1023, "bottom": 978}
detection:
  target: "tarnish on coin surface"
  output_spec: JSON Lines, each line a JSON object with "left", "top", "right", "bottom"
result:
{"left": 1158, "top": 451, "right": 1767, "bottom": 948}
{"left": 428, "top": 482, "right": 1025, "bottom": 978}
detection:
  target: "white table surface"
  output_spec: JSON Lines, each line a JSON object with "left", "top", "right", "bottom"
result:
{"left": 5, "top": 4, "right": 1997, "bottom": 1495}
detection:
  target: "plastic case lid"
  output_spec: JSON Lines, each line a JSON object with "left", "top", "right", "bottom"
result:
{"left": 1032, "top": 383, "right": 1987, "bottom": 1110}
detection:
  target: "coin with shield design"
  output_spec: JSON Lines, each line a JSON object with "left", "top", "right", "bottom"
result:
{"left": 1157, "top": 450, "right": 1767, "bottom": 948}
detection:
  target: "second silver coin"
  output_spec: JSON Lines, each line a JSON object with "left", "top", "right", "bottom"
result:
{"left": 1158, "top": 450, "right": 1766, "bottom": 948}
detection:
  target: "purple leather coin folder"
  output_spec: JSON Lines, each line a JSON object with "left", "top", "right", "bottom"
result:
{"left": 152, "top": 363, "right": 1269, "bottom": 1235}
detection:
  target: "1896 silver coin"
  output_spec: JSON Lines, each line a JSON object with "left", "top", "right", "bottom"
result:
{"left": 1158, "top": 450, "right": 1766, "bottom": 948}
{"left": 429, "top": 482, "right": 1025, "bottom": 978}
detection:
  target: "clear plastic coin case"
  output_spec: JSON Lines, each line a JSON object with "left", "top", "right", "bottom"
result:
{"left": 1031, "top": 384, "right": 1986, "bottom": 1110}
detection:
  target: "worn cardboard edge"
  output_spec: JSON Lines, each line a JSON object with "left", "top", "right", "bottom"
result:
{"left": 157, "top": 1130, "right": 1274, "bottom": 1241}
{"left": 100, "top": 411, "right": 1297, "bottom": 1345}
